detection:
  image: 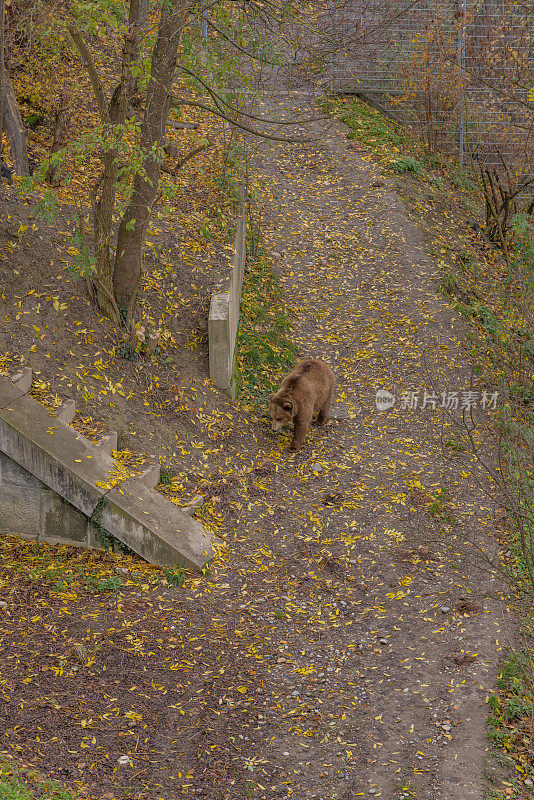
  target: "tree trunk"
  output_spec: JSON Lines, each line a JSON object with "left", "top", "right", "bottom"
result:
{"left": 128, "top": 0, "right": 150, "bottom": 103}
{"left": 91, "top": 2, "right": 141, "bottom": 314}
{"left": 2, "top": 68, "right": 29, "bottom": 176}
{"left": 46, "top": 91, "right": 70, "bottom": 186}
{"left": 0, "top": 1, "right": 5, "bottom": 149}
{"left": 113, "top": 0, "right": 190, "bottom": 310}
{"left": 70, "top": 0, "right": 142, "bottom": 320}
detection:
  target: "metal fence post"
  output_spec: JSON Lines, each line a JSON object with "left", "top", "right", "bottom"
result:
{"left": 328, "top": 0, "right": 334, "bottom": 90}
{"left": 457, "top": 0, "right": 467, "bottom": 169}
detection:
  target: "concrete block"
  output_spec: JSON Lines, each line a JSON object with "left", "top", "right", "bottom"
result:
{"left": 208, "top": 292, "right": 231, "bottom": 390}
{"left": 57, "top": 399, "right": 76, "bottom": 425}
{"left": 139, "top": 463, "right": 161, "bottom": 489}
{"left": 181, "top": 494, "right": 205, "bottom": 515}
{"left": 208, "top": 203, "right": 246, "bottom": 394}
{"left": 0, "top": 375, "right": 27, "bottom": 409}
{"left": 0, "top": 484, "right": 41, "bottom": 535}
{"left": 10, "top": 367, "right": 32, "bottom": 393}
{"left": 93, "top": 431, "right": 118, "bottom": 455}
{"left": 40, "top": 491, "right": 89, "bottom": 545}
{"left": 0, "top": 375, "right": 217, "bottom": 570}
{"left": 102, "top": 478, "right": 221, "bottom": 569}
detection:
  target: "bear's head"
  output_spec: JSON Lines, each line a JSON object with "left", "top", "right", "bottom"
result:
{"left": 269, "top": 394, "right": 296, "bottom": 431}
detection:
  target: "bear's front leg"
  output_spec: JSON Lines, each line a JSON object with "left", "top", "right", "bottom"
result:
{"left": 290, "top": 416, "right": 311, "bottom": 451}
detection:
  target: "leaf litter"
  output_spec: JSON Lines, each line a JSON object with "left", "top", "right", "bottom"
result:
{"left": 0, "top": 97, "right": 518, "bottom": 800}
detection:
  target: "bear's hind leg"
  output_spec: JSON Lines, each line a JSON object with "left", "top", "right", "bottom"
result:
{"left": 317, "top": 389, "right": 333, "bottom": 426}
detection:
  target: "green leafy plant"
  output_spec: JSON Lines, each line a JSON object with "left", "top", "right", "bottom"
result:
{"left": 0, "top": 760, "right": 77, "bottom": 800}
{"left": 85, "top": 574, "right": 123, "bottom": 592}
{"left": 164, "top": 565, "right": 187, "bottom": 587}
{"left": 237, "top": 246, "right": 297, "bottom": 402}
{"left": 158, "top": 469, "right": 174, "bottom": 486}
{"left": 390, "top": 155, "right": 424, "bottom": 175}
{"left": 322, "top": 96, "right": 405, "bottom": 159}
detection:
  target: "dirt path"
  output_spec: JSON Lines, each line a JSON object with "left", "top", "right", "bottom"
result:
{"left": 0, "top": 97, "right": 515, "bottom": 800}
{"left": 205, "top": 95, "right": 512, "bottom": 799}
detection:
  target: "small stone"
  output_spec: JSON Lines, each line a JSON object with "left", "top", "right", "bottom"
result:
{"left": 330, "top": 405, "right": 350, "bottom": 420}
{"left": 117, "top": 756, "right": 132, "bottom": 766}
{"left": 441, "top": 606, "right": 450, "bottom": 613}
{"left": 0, "top": 601, "right": 7, "bottom": 609}
{"left": 524, "top": 779, "right": 533, "bottom": 788}
{"left": 310, "top": 463, "right": 323, "bottom": 473}
{"left": 379, "top": 638, "right": 388, "bottom": 645}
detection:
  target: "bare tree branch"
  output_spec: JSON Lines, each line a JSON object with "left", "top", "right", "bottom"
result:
{"left": 68, "top": 25, "right": 110, "bottom": 124}
{"left": 174, "top": 97, "right": 314, "bottom": 141}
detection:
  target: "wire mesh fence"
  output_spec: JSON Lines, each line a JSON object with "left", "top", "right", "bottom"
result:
{"left": 329, "top": 0, "right": 533, "bottom": 179}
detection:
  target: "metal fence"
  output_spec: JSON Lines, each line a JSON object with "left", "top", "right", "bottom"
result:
{"left": 329, "top": 0, "right": 534, "bottom": 175}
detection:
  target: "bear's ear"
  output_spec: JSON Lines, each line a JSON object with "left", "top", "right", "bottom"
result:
{"left": 282, "top": 401, "right": 293, "bottom": 412}
{"left": 268, "top": 393, "right": 275, "bottom": 401}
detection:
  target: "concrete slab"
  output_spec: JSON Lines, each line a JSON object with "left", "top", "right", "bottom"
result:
{"left": 10, "top": 367, "right": 32, "bottom": 393}
{"left": 0, "top": 484, "right": 42, "bottom": 535}
{"left": 0, "top": 450, "right": 45, "bottom": 489}
{"left": 57, "top": 399, "right": 76, "bottom": 425}
{"left": 104, "top": 478, "right": 222, "bottom": 569}
{"left": 40, "top": 491, "right": 89, "bottom": 545}
{"left": 0, "top": 392, "right": 120, "bottom": 516}
{"left": 0, "top": 375, "right": 219, "bottom": 570}
{"left": 0, "top": 374, "right": 27, "bottom": 409}
{"left": 93, "top": 431, "right": 118, "bottom": 454}
{"left": 139, "top": 464, "right": 161, "bottom": 489}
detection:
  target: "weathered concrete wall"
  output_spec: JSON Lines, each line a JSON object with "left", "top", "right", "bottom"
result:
{"left": 0, "top": 373, "right": 221, "bottom": 569}
{"left": 0, "top": 450, "right": 102, "bottom": 549}
{"left": 208, "top": 202, "right": 246, "bottom": 398}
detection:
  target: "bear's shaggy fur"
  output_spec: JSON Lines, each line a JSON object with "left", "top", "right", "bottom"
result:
{"left": 269, "top": 358, "right": 335, "bottom": 451}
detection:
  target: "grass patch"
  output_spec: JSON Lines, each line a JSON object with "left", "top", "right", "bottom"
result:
{"left": 486, "top": 650, "right": 534, "bottom": 794}
{"left": 0, "top": 534, "right": 159, "bottom": 597}
{"left": 0, "top": 760, "right": 77, "bottom": 800}
{"left": 389, "top": 155, "right": 424, "bottom": 175}
{"left": 164, "top": 564, "right": 188, "bottom": 587}
{"left": 321, "top": 96, "right": 405, "bottom": 161}
{"left": 237, "top": 249, "right": 297, "bottom": 403}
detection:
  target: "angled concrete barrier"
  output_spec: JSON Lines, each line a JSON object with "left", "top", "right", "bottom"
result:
{"left": 0, "top": 373, "right": 220, "bottom": 569}
{"left": 208, "top": 200, "right": 246, "bottom": 398}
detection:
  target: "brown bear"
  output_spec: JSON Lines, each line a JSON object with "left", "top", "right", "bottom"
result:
{"left": 269, "top": 358, "right": 335, "bottom": 452}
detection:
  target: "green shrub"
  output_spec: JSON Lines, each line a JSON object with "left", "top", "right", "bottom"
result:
{"left": 389, "top": 155, "right": 424, "bottom": 175}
